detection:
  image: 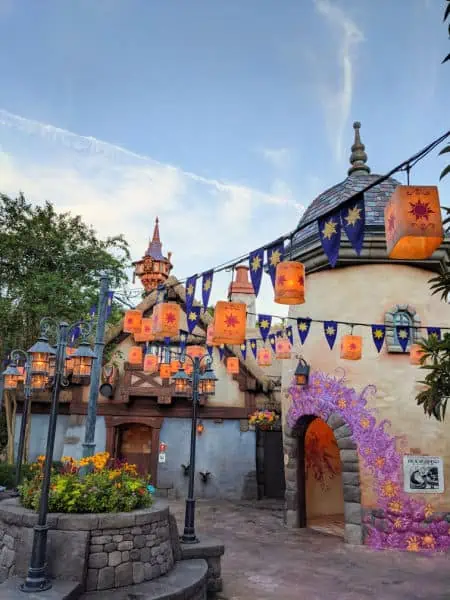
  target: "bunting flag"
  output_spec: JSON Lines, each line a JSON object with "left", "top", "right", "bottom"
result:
{"left": 371, "top": 325, "right": 386, "bottom": 353}
{"left": 218, "top": 345, "right": 225, "bottom": 361}
{"left": 202, "top": 270, "right": 214, "bottom": 310}
{"left": 318, "top": 211, "right": 341, "bottom": 267}
{"left": 258, "top": 314, "right": 272, "bottom": 342}
{"left": 286, "top": 326, "right": 294, "bottom": 346}
{"left": 106, "top": 291, "right": 114, "bottom": 318}
{"left": 341, "top": 193, "right": 365, "bottom": 255}
{"left": 249, "top": 248, "right": 264, "bottom": 296}
{"left": 69, "top": 326, "right": 81, "bottom": 345}
{"left": 297, "top": 318, "right": 311, "bottom": 345}
{"left": 206, "top": 345, "right": 213, "bottom": 358}
{"left": 427, "top": 327, "right": 441, "bottom": 340}
{"left": 89, "top": 305, "right": 96, "bottom": 318}
{"left": 179, "top": 330, "right": 188, "bottom": 358}
{"left": 276, "top": 330, "right": 283, "bottom": 338}
{"left": 266, "top": 241, "right": 284, "bottom": 288}
{"left": 240, "top": 341, "right": 247, "bottom": 360}
{"left": 249, "top": 339, "right": 258, "bottom": 358}
{"left": 185, "top": 275, "right": 197, "bottom": 314}
{"left": 186, "top": 306, "right": 201, "bottom": 334}
{"left": 323, "top": 321, "right": 338, "bottom": 349}
{"left": 396, "top": 326, "right": 410, "bottom": 352}
{"left": 268, "top": 333, "right": 277, "bottom": 354}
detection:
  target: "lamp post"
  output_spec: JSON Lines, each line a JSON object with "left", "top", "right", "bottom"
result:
{"left": 21, "top": 318, "right": 95, "bottom": 594}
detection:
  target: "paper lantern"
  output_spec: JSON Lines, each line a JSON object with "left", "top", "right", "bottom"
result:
{"left": 143, "top": 353, "right": 159, "bottom": 373}
{"left": 207, "top": 324, "right": 216, "bottom": 346}
{"left": 159, "top": 363, "right": 171, "bottom": 379}
{"left": 257, "top": 348, "right": 272, "bottom": 367}
{"left": 410, "top": 343, "right": 425, "bottom": 365}
{"left": 151, "top": 303, "right": 181, "bottom": 339}
{"left": 340, "top": 335, "right": 362, "bottom": 360}
{"left": 275, "top": 339, "right": 292, "bottom": 359}
{"left": 170, "top": 360, "right": 180, "bottom": 374}
{"left": 212, "top": 301, "right": 246, "bottom": 345}
{"left": 226, "top": 357, "right": 239, "bottom": 374}
{"left": 184, "top": 362, "right": 193, "bottom": 375}
{"left": 134, "top": 318, "right": 155, "bottom": 343}
{"left": 274, "top": 261, "right": 305, "bottom": 305}
{"left": 128, "top": 346, "right": 143, "bottom": 365}
{"left": 186, "top": 346, "right": 205, "bottom": 360}
{"left": 385, "top": 186, "right": 443, "bottom": 259}
{"left": 124, "top": 310, "right": 143, "bottom": 334}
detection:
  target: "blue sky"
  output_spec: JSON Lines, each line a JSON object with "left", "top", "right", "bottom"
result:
{"left": 0, "top": 0, "right": 448, "bottom": 314}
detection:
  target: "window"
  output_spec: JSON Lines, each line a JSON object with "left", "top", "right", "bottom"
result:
{"left": 385, "top": 305, "right": 420, "bottom": 353}
{"left": 393, "top": 311, "right": 413, "bottom": 346}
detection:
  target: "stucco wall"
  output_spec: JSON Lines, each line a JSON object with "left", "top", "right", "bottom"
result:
{"left": 14, "top": 414, "right": 70, "bottom": 462}
{"left": 282, "top": 263, "right": 450, "bottom": 513}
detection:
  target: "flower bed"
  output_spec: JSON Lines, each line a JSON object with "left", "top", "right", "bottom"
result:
{"left": 19, "top": 452, "right": 153, "bottom": 513}
{"left": 248, "top": 410, "right": 279, "bottom": 430}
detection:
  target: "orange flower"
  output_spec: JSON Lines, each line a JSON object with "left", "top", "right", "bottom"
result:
{"left": 406, "top": 535, "right": 420, "bottom": 552}
{"left": 360, "top": 417, "right": 370, "bottom": 429}
{"left": 388, "top": 500, "right": 402, "bottom": 514}
{"left": 424, "top": 504, "right": 433, "bottom": 519}
{"left": 337, "top": 398, "right": 347, "bottom": 409}
{"left": 381, "top": 481, "right": 398, "bottom": 498}
{"left": 393, "top": 518, "right": 402, "bottom": 529}
{"left": 422, "top": 534, "right": 435, "bottom": 549}
{"left": 375, "top": 457, "right": 385, "bottom": 469}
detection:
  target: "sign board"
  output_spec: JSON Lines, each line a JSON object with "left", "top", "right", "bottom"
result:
{"left": 159, "top": 442, "right": 167, "bottom": 453}
{"left": 403, "top": 455, "right": 444, "bottom": 493}
{"left": 158, "top": 452, "right": 166, "bottom": 464}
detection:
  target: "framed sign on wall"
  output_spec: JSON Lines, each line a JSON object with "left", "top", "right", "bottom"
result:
{"left": 403, "top": 456, "right": 444, "bottom": 493}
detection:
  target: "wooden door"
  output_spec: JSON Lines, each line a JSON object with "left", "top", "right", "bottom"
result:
{"left": 261, "top": 430, "right": 286, "bottom": 499}
{"left": 118, "top": 424, "right": 152, "bottom": 476}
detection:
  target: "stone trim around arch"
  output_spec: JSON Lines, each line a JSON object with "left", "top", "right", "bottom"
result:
{"left": 283, "top": 411, "right": 363, "bottom": 545}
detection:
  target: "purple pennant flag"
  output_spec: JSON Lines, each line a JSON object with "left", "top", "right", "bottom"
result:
{"left": 276, "top": 330, "right": 283, "bottom": 338}
{"left": 249, "top": 248, "right": 264, "bottom": 296}
{"left": 206, "top": 345, "right": 213, "bottom": 358}
{"left": 396, "top": 326, "right": 410, "bottom": 352}
{"left": 268, "top": 334, "right": 277, "bottom": 354}
{"left": 89, "top": 305, "right": 96, "bottom": 318}
{"left": 258, "top": 314, "right": 272, "bottom": 342}
{"left": 318, "top": 210, "right": 341, "bottom": 267}
{"left": 286, "top": 326, "right": 294, "bottom": 346}
{"left": 179, "top": 331, "right": 187, "bottom": 361}
{"left": 249, "top": 339, "right": 258, "bottom": 358}
{"left": 371, "top": 325, "right": 386, "bottom": 353}
{"left": 185, "top": 275, "right": 197, "bottom": 314}
{"left": 106, "top": 291, "right": 114, "bottom": 318}
{"left": 218, "top": 345, "right": 225, "bottom": 361}
{"left": 202, "top": 270, "right": 214, "bottom": 310}
{"left": 266, "top": 241, "right": 284, "bottom": 288}
{"left": 323, "top": 321, "right": 338, "bottom": 349}
{"left": 297, "top": 318, "right": 311, "bottom": 345}
{"left": 341, "top": 193, "right": 365, "bottom": 256}
{"left": 427, "top": 327, "right": 441, "bottom": 340}
{"left": 240, "top": 341, "right": 247, "bottom": 360}
{"left": 186, "top": 306, "right": 201, "bottom": 334}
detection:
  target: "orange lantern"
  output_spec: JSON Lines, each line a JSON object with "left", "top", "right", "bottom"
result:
{"left": 207, "top": 324, "right": 217, "bottom": 346}
{"left": 151, "top": 303, "right": 181, "bottom": 339}
{"left": 340, "top": 335, "right": 362, "bottom": 360}
{"left": 275, "top": 339, "right": 292, "bottom": 359}
{"left": 212, "top": 301, "right": 246, "bottom": 345}
{"left": 134, "top": 318, "right": 155, "bottom": 343}
{"left": 274, "top": 261, "right": 305, "bottom": 305}
{"left": 128, "top": 346, "right": 143, "bottom": 365}
{"left": 226, "top": 357, "right": 239, "bottom": 374}
{"left": 410, "top": 343, "right": 425, "bottom": 365}
{"left": 143, "top": 353, "right": 159, "bottom": 373}
{"left": 184, "top": 361, "right": 193, "bottom": 375}
{"left": 257, "top": 348, "right": 272, "bottom": 367}
{"left": 385, "top": 186, "right": 443, "bottom": 259}
{"left": 124, "top": 310, "right": 143, "bottom": 334}
{"left": 186, "top": 345, "right": 205, "bottom": 360}
{"left": 170, "top": 360, "right": 180, "bottom": 374}
{"left": 159, "top": 363, "right": 171, "bottom": 379}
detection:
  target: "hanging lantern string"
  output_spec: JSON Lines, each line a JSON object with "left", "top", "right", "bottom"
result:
{"left": 111, "top": 129, "right": 450, "bottom": 299}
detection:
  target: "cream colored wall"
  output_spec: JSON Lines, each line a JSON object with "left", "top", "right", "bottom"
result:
{"left": 281, "top": 263, "right": 450, "bottom": 512}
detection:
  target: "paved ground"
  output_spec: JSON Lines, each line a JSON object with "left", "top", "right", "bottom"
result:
{"left": 169, "top": 499, "right": 450, "bottom": 600}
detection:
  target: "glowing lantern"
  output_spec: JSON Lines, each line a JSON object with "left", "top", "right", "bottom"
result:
{"left": 134, "top": 318, "right": 155, "bottom": 343}
{"left": 170, "top": 360, "right": 180, "bottom": 374}
{"left": 295, "top": 358, "right": 310, "bottom": 386}
{"left": 410, "top": 343, "right": 425, "bottom": 365}
{"left": 207, "top": 324, "right": 216, "bottom": 346}
{"left": 159, "top": 363, "right": 171, "bottom": 379}
{"left": 385, "top": 186, "right": 443, "bottom": 259}
{"left": 196, "top": 421, "right": 204, "bottom": 435}
{"left": 212, "top": 301, "right": 246, "bottom": 345}
{"left": 184, "top": 361, "right": 193, "bottom": 375}
{"left": 143, "top": 353, "right": 159, "bottom": 373}
{"left": 226, "top": 357, "right": 239, "bottom": 374}
{"left": 257, "top": 348, "right": 272, "bottom": 367}
{"left": 186, "top": 346, "right": 205, "bottom": 360}
{"left": 275, "top": 339, "right": 292, "bottom": 359}
{"left": 2, "top": 363, "right": 20, "bottom": 390}
{"left": 340, "top": 335, "right": 362, "bottom": 360}
{"left": 152, "top": 303, "right": 180, "bottom": 339}
{"left": 128, "top": 346, "right": 143, "bottom": 365}
{"left": 124, "top": 310, "right": 143, "bottom": 334}
{"left": 274, "top": 261, "right": 305, "bottom": 305}
{"left": 173, "top": 367, "right": 190, "bottom": 394}
{"left": 71, "top": 341, "right": 96, "bottom": 384}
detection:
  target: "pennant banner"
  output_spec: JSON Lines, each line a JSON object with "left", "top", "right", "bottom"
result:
{"left": 286, "top": 326, "right": 294, "bottom": 346}
{"left": 258, "top": 314, "right": 272, "bottom": 342}
{"left": 179, "top": 331, "right": 188, "bottom": 356}
{"left": 276, "top": 330, "right": 283, "bottom": 338}
{"left": 249, "top": 339, "right": 258, "bottom": 358}
{"left": 371, "top": 325, "right": 386, "bottom": 353}
{"left": 324, "top": 321, "right": 338, "bottom": 349}
{"left": 396, "top": 326, "right": 410, "bottom": 352}
{"left": 318, "top": 211, "right": 341, "bottom": 267}
{"left": 89, "top": 305, "right": 96, "bottom": 318}
{"left": 268, "top": 333, "right": 277, "bottom": 354}
{"left": 106, "top": 291, "right": 114, "bottom": 318}
{"left": 202, "top": 270, "right": 214, "bottom": 310}
{"left": 427, "top": 327, "right": 441, "bottom": 340}
{"left": 69, "top": 325, "right": 81, "bottom": 345}
{"left": 218, "top": 345, "right": 225, "bottom": 361}
{"left": 266, "top": 242, "right": 284, "bottom": 288}
{"left": 240, "top": 341, "right": 247, "bottom": 360}
{"left": 341, "top": 193, "right": 365, "bottom": 256}
{"left": 297, "top": 318, "right": 311, "bottom": 345}
{"left": 187, "top": 306, "right": 201, "bottom": 334}
{"left": 206, "top": 345, "right": 213, "bottom": 358}
{"left": 185, "top": 275, "right": 197, "bottom": 314}
{"left": 249, "top": 248, "right": 264, "bottom": 297}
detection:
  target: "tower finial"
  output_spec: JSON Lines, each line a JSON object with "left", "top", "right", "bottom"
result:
{"left": 152, "top": 216, "right": 160, "bottom": 243}
{"left": 348, "top": 121, "right": 370, "bottom": 176}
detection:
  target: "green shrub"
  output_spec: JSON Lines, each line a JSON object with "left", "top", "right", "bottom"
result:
{"left": 0, "top": 462, "right": 34, "bottom": 488}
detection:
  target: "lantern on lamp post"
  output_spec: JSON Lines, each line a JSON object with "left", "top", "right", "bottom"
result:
{"left": 71, "top": 341, "right": 97, "bottom": 384}
{"left": 295, "top": 358, "right": 310, "bottom": 387}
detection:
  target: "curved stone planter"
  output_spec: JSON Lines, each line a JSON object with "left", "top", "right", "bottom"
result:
{"left": 0, "top": 498, "right": 173, "bottom": 593}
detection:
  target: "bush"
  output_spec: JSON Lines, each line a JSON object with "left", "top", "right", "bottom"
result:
{"left": 19, "top": 453, "right": 153, "bottom": 513}
{"left": 0, "top": 462, "right": 35, "bottom": 488}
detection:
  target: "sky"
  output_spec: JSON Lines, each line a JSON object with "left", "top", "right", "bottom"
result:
{"left": 0, "top": 0, "right": 448, "bottom": 317}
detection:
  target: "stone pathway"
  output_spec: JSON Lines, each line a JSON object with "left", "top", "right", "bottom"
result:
{"left": 169, "top": 499, "right": 450, "bottom": 600}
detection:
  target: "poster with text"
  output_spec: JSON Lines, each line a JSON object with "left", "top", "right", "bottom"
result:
{"left": 403, "top": 455, "right": 444, "bottom": 493}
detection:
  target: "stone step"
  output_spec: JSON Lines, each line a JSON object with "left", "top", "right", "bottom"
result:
{"left": 81, "top": 559, "right": 207, "bottom": 600}
{"left": 0, "top": 578, "right": 82, "bottom": 599}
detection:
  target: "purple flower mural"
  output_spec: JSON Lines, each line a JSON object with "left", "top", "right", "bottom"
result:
{"left": 287, "top": 370, "right": 450, "bottom": 553}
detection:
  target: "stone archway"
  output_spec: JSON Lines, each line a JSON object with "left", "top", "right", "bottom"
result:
{"left": 284, "top": 411, "right": 363, "bottom": 545}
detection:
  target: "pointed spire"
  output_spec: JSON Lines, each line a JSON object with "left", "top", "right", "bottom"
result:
{"left": 145, "top": 217, "right": 164, "bottom": 260}
{"left": 152, "top": 216, "right": 160, "bottom": 243}
{"left": 348, "top": 121, "right": 371, "bottom": 176}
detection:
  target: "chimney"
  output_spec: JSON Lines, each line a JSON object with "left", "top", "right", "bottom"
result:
{"left": 228, "top": 266, "right": 256, "bottom": 328}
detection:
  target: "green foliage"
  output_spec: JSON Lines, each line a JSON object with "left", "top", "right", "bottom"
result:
{"left": 0, "top": 462, "right": 34, "bottom": 488}
{"left": 440, "top": 2, "right": 450, "bottom": 181}
{"left": 0, "top": 412, "right": 8, "bottom": 452}
{"left": 416, "top": 333, "right": 450, "bottom": 421}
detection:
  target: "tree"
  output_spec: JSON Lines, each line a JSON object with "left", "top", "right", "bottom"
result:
{"left": 439, "top": 1, "right": 450, "bottom": 181}
{"left": 0, "top": 192, "right": 130, "bottom": 461}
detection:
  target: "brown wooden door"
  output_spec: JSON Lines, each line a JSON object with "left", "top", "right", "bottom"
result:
{"left": 118, "top": 424, "right": 152, "bottom": 476}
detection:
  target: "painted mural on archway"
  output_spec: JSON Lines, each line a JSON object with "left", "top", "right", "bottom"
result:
{"left": 287, "top": 371, "right": 450, "bottom": 553}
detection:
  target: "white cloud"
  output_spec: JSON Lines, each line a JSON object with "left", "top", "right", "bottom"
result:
{"left": 259, "top": 147, "right": 292, "bottom": 170}
{"left": 314, "top": 0, "right": 364, "bottom": 161}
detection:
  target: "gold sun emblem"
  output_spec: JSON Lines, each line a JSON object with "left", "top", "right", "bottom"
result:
{"left": 187, "top": 284, "right": 194, "bottom": 296}
{"left": 322, "top": 219, "right": 337, "bottom": 240}
{"left": 373, "top": 328, "right": 384, "bottom": 339}
{"left": 251, "top": 255, "right": 261, "bottom": 271}
{"left": 260, "top": 319, "right": 270, "bottom": 329}
{"left": 269, "top": 249, "right": 281, "bottom": 267}
{"left": 298, "top": 322, "right": 308, "bottom": 331}
{"left": 203, "top": 278, "right": 212, "bottom": 291}
{"left": 325, "top": 326, "right": 335, "bottom": 336}
{"left": 345, "top": 206, "right": 362, "bottom": 227}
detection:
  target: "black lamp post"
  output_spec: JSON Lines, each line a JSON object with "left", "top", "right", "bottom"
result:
{"left": 21, "top": 318, "right": 95, "bottom": 594}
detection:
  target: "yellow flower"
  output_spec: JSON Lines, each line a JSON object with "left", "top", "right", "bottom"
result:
{"left": 360, "top": 417, "right": 370, "bottom": 429}
{"left": 388, "top": 500, "right": 402, "bottom": 514}
{"left": 364, "top": 448, "right": 371, "bottom": 455}
{"left": 381, "top": 481, "right": 398, "bottom": 498}
{"left": 422, "top": 534, "right": 435, "bottom": 549}
{"left": 337, "top": 398, "right": 347, "bottom": 409}
{"left": 424, "top": 504, "right": 433, "bottom": 519}
{"left": 406, "top": 535, "right": 421, "bottom": 552}
{"left": 393, "top": 518, "right": 402, "bottom": 529}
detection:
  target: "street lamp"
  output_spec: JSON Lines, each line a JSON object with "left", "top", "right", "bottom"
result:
{"left": 21, "top": 317, "right": 95, "bottom": 594}
{"left": 295, "top": 358, "right": 310, "bottom": 387}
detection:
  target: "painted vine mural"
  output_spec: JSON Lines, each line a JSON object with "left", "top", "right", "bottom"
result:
{"left": 287, "top": 371, "right": 450, "bottom": 553}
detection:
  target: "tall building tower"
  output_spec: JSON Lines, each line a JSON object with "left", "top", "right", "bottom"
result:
{"left": 132, "top": 217, "right": 173, "bottom": 294}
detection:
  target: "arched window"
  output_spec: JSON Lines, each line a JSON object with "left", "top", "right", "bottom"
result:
{"left": 385, "top": 305, "right": 421, "bottom": 353}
